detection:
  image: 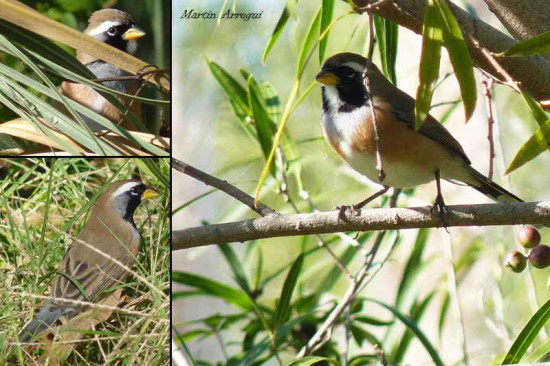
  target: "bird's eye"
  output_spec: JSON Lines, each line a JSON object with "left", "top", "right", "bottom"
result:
{"left": 129, "top": 186, "right": 140, "bottom": 195}
{"left": 342, "top": 68, "right": 356, "bottom": 78}
{"left": 107, "top": 26, "right": 117, "bottom": 36}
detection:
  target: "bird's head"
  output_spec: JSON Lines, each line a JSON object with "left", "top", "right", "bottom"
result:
{"left": 97, "top": 180, "right": 159, "bottom": 223}
{"left": 85, "top": 9, "right": 145, "bottom": 56}
{"left": 316, "top": 52, "right": 388, "bottom": 112}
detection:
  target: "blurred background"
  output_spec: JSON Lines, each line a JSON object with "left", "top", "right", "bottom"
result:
{"left": 173, "top": 0, "right": 550, "bottom": 364}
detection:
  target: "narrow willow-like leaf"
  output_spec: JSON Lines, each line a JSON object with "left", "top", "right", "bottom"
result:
{"left": 297, "top": 8, "right": 321, "bottom": 77}
{"left": 247, "top": 76, "right": 276, "bottom": 176}
{"left": 501, "top": 298, "right": 550, "bottom": 364}
{"left": 391, "top": 292, "right": 436, "bottom": 363}
{"left": 497, "top": 30, "right": 550, "bottom": 57}
{"left": 288, "top": 356, "right": 338, "bottom": 366}
{"left": 206, "top": 58, "right": 249, "bottom": 113}
{"left": 172, "top": 271, "right": 253, "bottom": 311}
{"left": 274, "top": 253, "right": 304, "bottom": 329}
{"left": 415, "top": 0, "right": 443, "bottom": 130}
{"left": 435, "top": 0, "right": 477, "bottom": 122}
{"left": 319, "top": 0, "right": 335, "bottom": 63}
{"left": 506, "top": 117, "right": 550, "bottom": 174}
{"left": 218, "top": 244, "right": 252, "bottom": 294}
{"left": 262, "top": 6, "right": 290, "bottom": 63}
{"left": 367, "top": 298, "right": 444, "bottom": 366}
{"left": 374, "top": 16, "right": 398, "bottom": 84}
{"left": 395, "top": 228, "right": 430, "bottom": 310}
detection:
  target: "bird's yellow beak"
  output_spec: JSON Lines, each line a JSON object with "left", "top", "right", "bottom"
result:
{"left": 142, "top": 187, "right": 159, "bottom": 200}
{"left": 315, "top": 71, "right": 339, "bottom": 85}
{"left": 122, "top": 27, "right": 146, "bottom": 41}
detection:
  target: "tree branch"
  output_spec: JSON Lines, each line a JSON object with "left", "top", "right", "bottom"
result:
{"left": 172, "top": 158, "right": 276, "bottom": 217}
{"left": 347, "top": 0, "right": 550, "bottom": 101}
{"left": 173, "top": 201, "right": 550, "bottom": 250}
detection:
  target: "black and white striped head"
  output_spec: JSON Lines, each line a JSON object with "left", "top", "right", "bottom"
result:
{"left": 316, "top": 53, "right": 380, "bottom": 113}
{"left": 97, "top": 180, "right": 158, "bottom": 223}
{"left": 85, "top": 9, "right": 145, "bottom": 56}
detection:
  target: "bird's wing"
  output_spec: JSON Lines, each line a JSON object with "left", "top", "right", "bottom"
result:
{"left": 51, "top": 248, "right": 129, "bottom": 306}
{"left": 376, "top": 90, "right": 471, "bottom": 165}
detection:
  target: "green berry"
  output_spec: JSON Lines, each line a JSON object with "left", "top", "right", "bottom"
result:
{"left": 505, "top": 250, "right": 527, "bottom": 273}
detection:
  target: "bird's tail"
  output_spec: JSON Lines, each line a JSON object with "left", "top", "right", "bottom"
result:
{"left": 466, "top": 167, "right": 522, "bottom": 203}
{"left": 19, "top": 304, "right": 64, "bottom": 343}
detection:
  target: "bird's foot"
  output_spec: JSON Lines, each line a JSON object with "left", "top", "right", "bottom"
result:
{"left": 430, "top": 193, "right": 450, "bottom": 230}
{"left": 334, "top": 205, "right": 361, "bottom": 221}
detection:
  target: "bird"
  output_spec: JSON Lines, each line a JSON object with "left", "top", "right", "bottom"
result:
{"left": 59, "top": 9, "right": 146, "bottom": 131}
{"left": 19, "top": 179, "right": 159, "bottom": 344}
{"left": 316, "top": 52, "right": 522, "bottom": 212}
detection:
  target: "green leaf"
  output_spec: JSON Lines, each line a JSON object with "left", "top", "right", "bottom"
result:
{"left": 501, "top": 298, "right": 550, "bottom": 364}
{"left": 391, "top": 292, "right": 436, "bottom": 363}
{"left": 354, "top": 315, "right": 394, "bottom": 326}
{"left": 205, "top": 57, "right": 250, "bottom": 115}
{"left": 286, "top": 0, "right": 298, "bottom": 19}
{"left": 496, "top": 30, "right": 550, "bottom": 57}
{"left": 395, "top": 228, "right": 430, "bottom": 310}
{"left": 415, "top": 0, "right": 443, "bottom": 130}
{"left": 274, "top": 253, "right": 304, "bottom": 329}
{"left": 506, "top": 117, "right": 550, "bottom": 174}
{"left": 297, "top": 8, "right": 321, "bottom": 77}
{"left": 435, "top": 0, "right": 477, "bottom": 122}
{"left": 366, "top": 298, "right": 444, "bottom": 366}
{"left": 319, "top": 0, "right": 335, "bottom": 63}
{"left": 172, "top": 271, "right": 253, "bottom": 310}
{"left": 287, "top": 356, "right": 339, "bottom": 366}
{"left": 374, "top": 16, "right": 399, "bottom": 84}
{"left": 247, "top": 75, "right": 276, "bottom": 175}
{"left": 522, "top": 337, "right": 550, "bottom": 363}
{"left": 263, "top": 7, "right": 291, "bottom": 62}
{"left": 218, "top": 244, "right": 251, "bottom": 294}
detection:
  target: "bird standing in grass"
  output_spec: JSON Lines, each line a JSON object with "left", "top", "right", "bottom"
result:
{"left": 19, "top": 179, "right": 158, "bottom": 343}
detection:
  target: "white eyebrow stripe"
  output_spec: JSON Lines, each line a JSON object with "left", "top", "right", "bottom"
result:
{"left": 111, "top": 182, "right": 141, "bottom": 197}
{"left": 87, "top": 21, "right": 121, "bottom": 36}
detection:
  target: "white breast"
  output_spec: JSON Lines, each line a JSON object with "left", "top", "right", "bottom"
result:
{"left": 321, "top": 86, "right": 448, "bottom": 188}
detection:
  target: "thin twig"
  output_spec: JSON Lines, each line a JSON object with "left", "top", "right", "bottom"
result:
{"left": 365, "top": 13, "right": 385, "bottom": 182}
{"left": 172, "top": 158, "right": 276, "bottom": 217}
{"left": 296, "top": 231, "right": 387, "bottom": 356}
{"left": 482, "top": 77, "right": 496, "bottom": 180}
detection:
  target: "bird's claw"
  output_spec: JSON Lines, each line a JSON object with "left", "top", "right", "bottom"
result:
{"left": 335, "top": 205, "right": 361, "bottom": 221}
{"left": 430, "top": 194, "right": 449, "bottom": 230}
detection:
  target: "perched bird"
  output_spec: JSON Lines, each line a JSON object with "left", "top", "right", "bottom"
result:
{"left": 59, "top": 9, "right": 146, "bottom": 131}
{"left": 19, "top": 180, "right": 159, "bottom": 343}
{"left": 316, "top": 52, "right": 522, "bottom": 210}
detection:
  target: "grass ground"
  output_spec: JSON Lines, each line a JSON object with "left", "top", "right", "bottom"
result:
{"left": 0, "top": 157, "right": 170, "bottom": 365}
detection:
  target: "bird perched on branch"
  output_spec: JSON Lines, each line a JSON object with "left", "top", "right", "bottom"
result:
{"left": 316, "top": 52, "right": 522, "bottom": 211}
{"left": 19, "top": 180, "right": 158, "bottom": 343}
{"left": 59, "top": 9, "right": 146, "bottom": 131}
